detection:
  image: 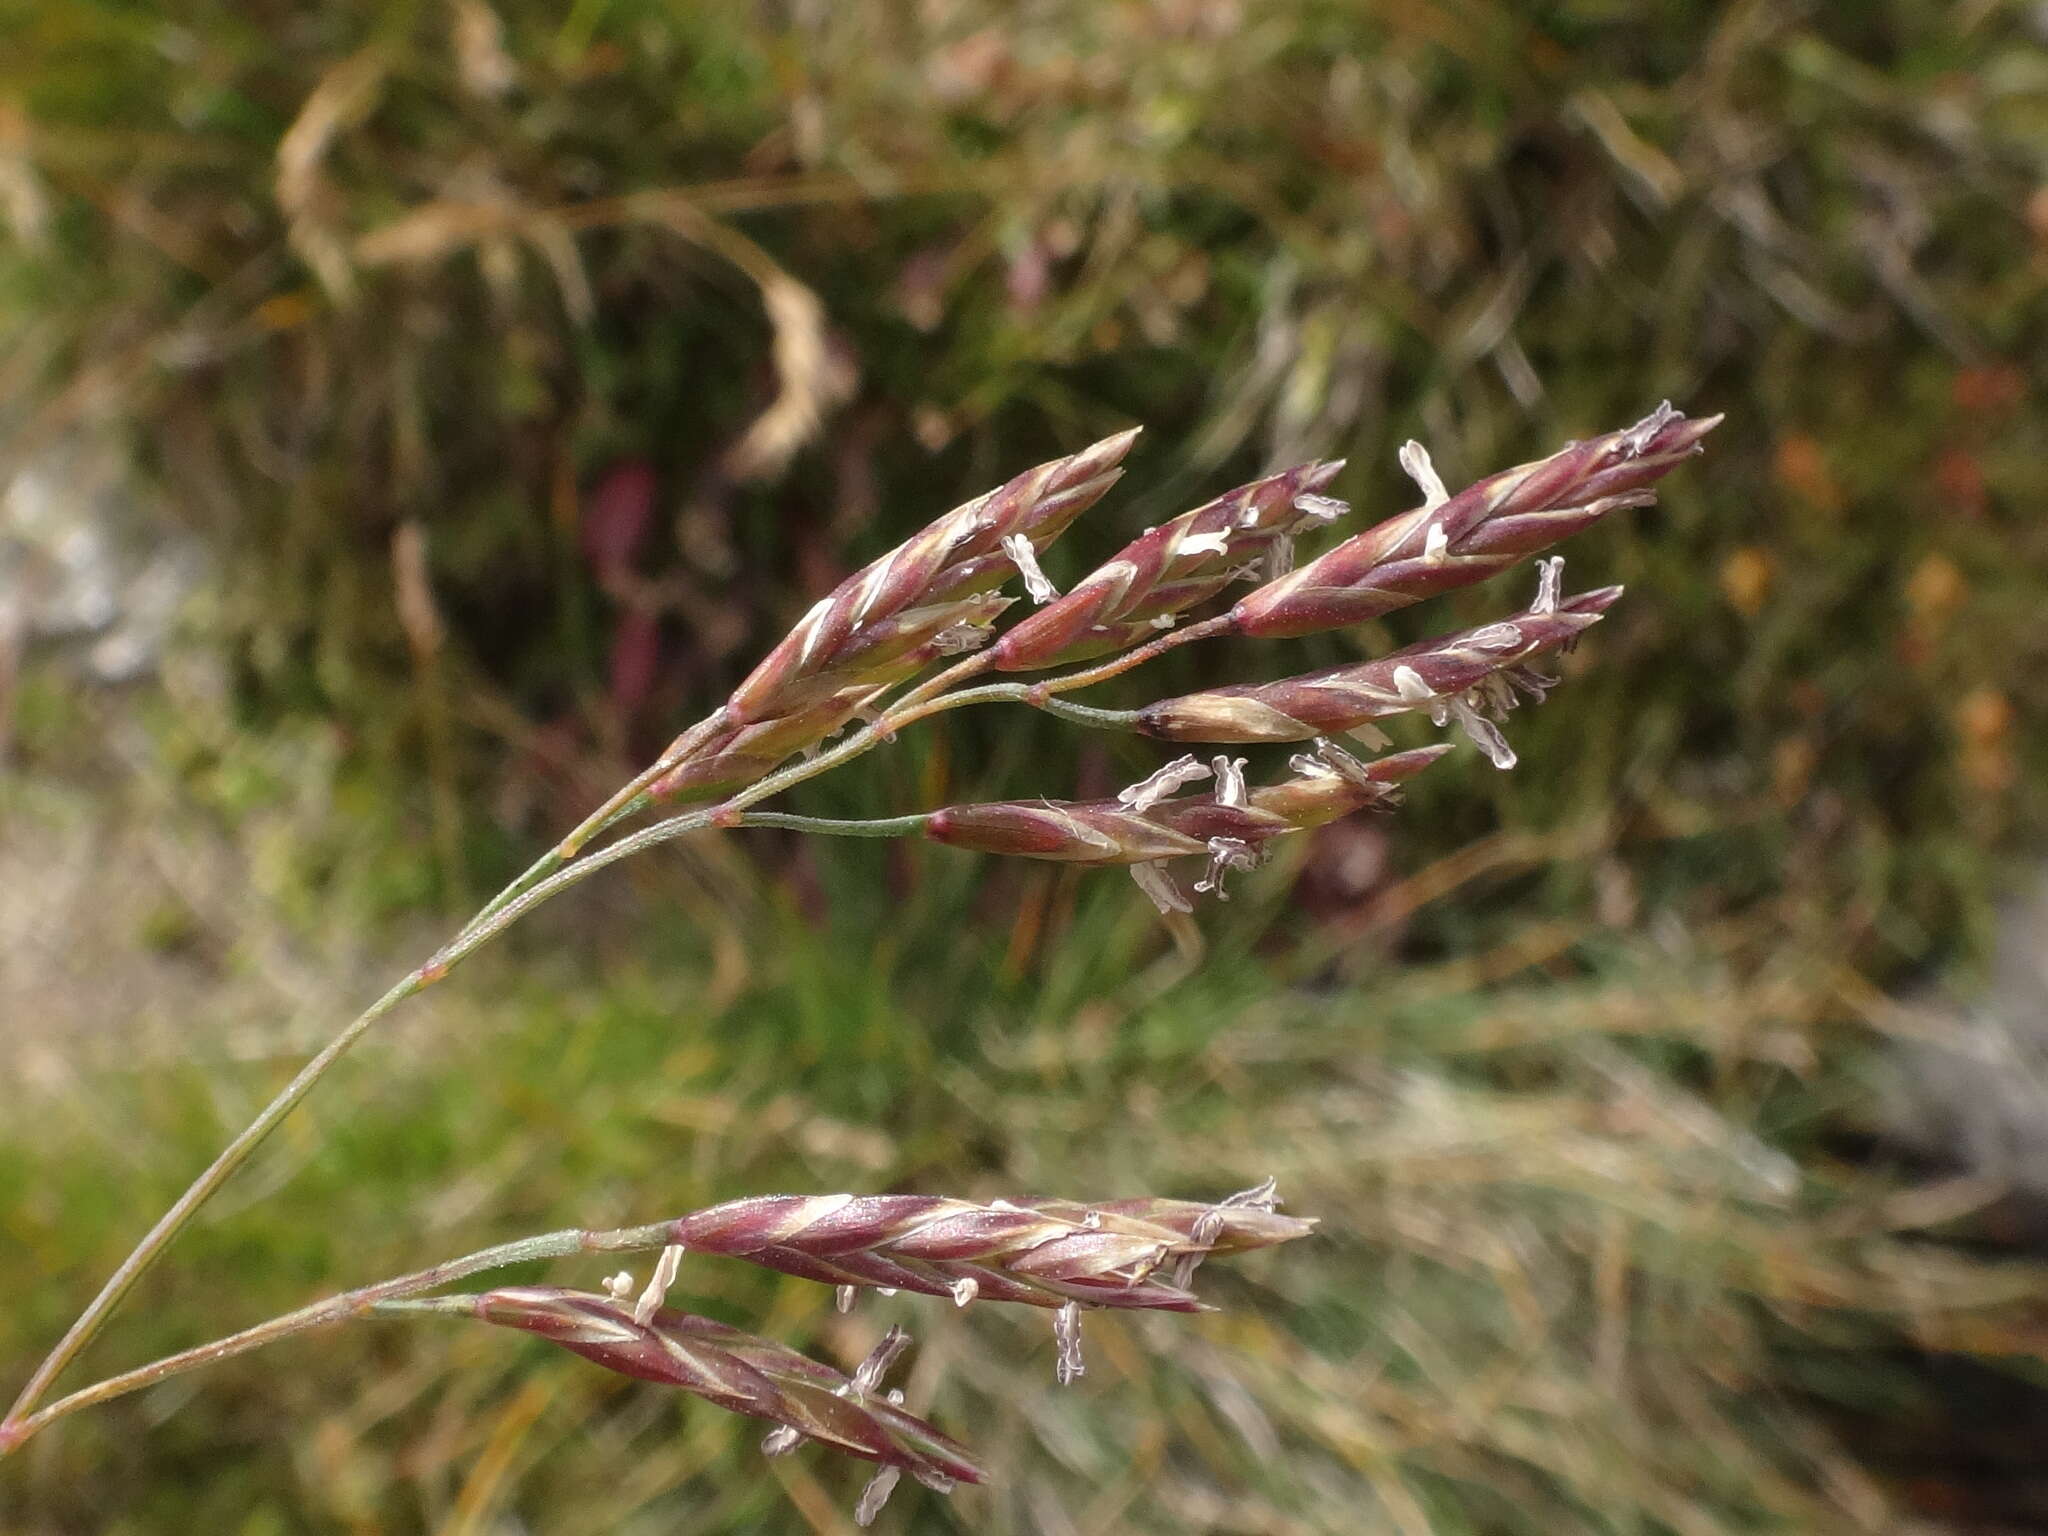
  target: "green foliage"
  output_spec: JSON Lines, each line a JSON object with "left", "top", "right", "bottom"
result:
{"left": 4, "top": 0, "right": 2048, "bottom": 1530}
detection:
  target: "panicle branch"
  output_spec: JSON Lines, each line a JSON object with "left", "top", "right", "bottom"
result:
{"left": 725, "top": 429, "right": 1139, "bottom": 725}
{"left": 666, "top": 1186, "right": 1315, "bottom": 1313}
{"left": 1231, "top": 403, "right": 1718, "bottom": 638}
{"left": 925, "top": 741, "right": 1449, "bottom": 869}
{"left": 928, "top": 739, "right": 1450, "bottom": 912}
{"left": 381, "top": 1288, "right": 983, "bottom": 1492}
{"left": 989, "top": 460, "right": 1346, "bottom": 671}
{"left": 634, "top": 431, "right": 1139, "bottom": 807}
{"left": 1137, "top": 583, "right": 1621, "bottom": 745}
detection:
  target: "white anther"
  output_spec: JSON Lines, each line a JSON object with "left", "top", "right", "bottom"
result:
{"left": 1118, "top": 753, "right": 1212, "bottom": 811}
{"left": 1447, "top": 693, "right": 1518, "bottom": 769}
{"left": 1054, "top": 1301, "right": 1087, "bottom": 1385}
{"left": 1620, "top": 400, "right": 1676, "bottom": 456}
{"left": 1422, "top": 521, "right": 1449, "bottom": 563}
{"left": 932, "top": 621, "right": 994, "bottom": 654}
{"left": 950, "top": 1276, "right": 979, "bottom": 1308}
{"left": 761, "top": 1424, "right": 803, "bottom": 1457}
{"left": 1211, "top": 755, "right": 1248, "bottom": 808}
{"left": 1002, "top": 533, "right": 1059, "bottom": 604}
{"left": 1192, "top": 836, "right": 1260, "bottom": 899}
{"left": 1465, "top": 622, "right": 1526, "bottom": 652}
{"left": 877, "top": 1287, "right": 899, "bottom": 1297}
{"left": 1291, "top": 491, "right": 1350, "bottom": 526}
{"left": 1150, "top": 613, "right": 1178, "bottom": 630}
{"left": 836, "top": 1284, "right": 858, "bottom": 1314}
{"left": 1532, "top": 556, "right": 1564, "bottom": 616}
{"left": 849, "top": 1325, "right": 911, "bottom": 1397}
{"left": 1288, "top": 747, "right": 1338, "bottom": 780}
{"left": 603, "top": 1270, "right": 635, "bottom": 1300}
{"left": 855, "top": 1466, "right": 902, "bottom": 1526}
{"left": 1391, "top": 665, "right": 1435, "bottom": 704}
{"left": 1179, "top": 530, "right": 1229, "bottom": 558}
{"left": 1399, "top": 439, "right": 1450, "bottom": 511}
{"left": 633, "top": 1244, "right": 686, "bottom": 1324}
{"left": 1131, "top": 862, "right": 1192, "bottom": 915}
{"left": 1307, "top": 736, "right": 1380, "bottom": 788}
{"left": 1222, "top": 1176, "right": 1281, "bottom": 1210}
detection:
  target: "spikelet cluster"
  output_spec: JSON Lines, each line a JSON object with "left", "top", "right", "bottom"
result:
{"left": 667, "top": 1187, "right": 1314, "bottom": 1312}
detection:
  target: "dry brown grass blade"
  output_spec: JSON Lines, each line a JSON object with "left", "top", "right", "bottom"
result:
{"left": 275, "top": 48, "right": 389, "bottom": 301}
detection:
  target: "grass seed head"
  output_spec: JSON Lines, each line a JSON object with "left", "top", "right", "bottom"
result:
{"left": 728, "top": 430, "right": 1138, "bottom": 722}
{"left": 666, "top": 1191, "right": 1315, "bottom": 1312}
{"left": 1139, "top": 586, "right": 1622, "bottom": 743}
{"left": 455, "top": 1287, "right": 984, "bottom": 1488}
{"left": 1232, "top": 405, "right": 1717, "bottom": 639}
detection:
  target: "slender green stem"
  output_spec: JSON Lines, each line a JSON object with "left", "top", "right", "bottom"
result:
{"left": 0, "top": 805, "right": 837, "bottom": 1445}
{"left": 1, "top": 967, "right": 426, "bottom": 1436}
{"left": 1, "top": 1221, "right": 679, "bottom": 1446}
{"left": 1, "top": 608, "right": 1213, "bottom": 1450}
{"left": 958, "top": 690, "right": 1143, "bottom": 733}
{"left": 368, "top": 1297, "right": 481, "bottom": 1318}
{"left": 739, "top": 811, "right": 934, "bottom": 838}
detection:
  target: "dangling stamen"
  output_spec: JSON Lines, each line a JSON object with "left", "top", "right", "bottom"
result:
{"left": 1445, "top": 691, "right": 1517, "bottom": 769}
{"left": 1054, "top": 1301, "right": 1086, "bottom": 1385}
{"left": 848, "top": 1325, "right": 912, "bottom": 1397}
{"left": 1192, "top": 837, "right": 1259, "bottom": 899}
{"left": 854, "top": 1466, "right": 902, "bottom": 1526}
{"left": 1532, "top": 556, "right": 1564, "bottom": 616}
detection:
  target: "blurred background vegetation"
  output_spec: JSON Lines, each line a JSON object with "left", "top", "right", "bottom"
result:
{"left": 3, "top": 0, "right": 2047, "bottom": 1531}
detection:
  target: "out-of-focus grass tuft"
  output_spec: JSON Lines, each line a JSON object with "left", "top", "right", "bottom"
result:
{"left": 4, "top": 0, "right": 2048, "bottom": 1530}
{"left": 9, "top": 695, "right": 2048, "bottom": 1531}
